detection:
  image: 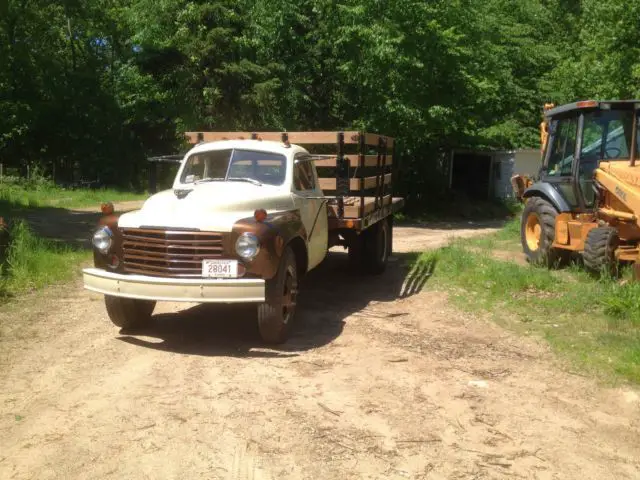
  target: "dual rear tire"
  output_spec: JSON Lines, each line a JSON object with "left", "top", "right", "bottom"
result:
{"left": 348, "top": 218, "right": 392, "bottom": 274}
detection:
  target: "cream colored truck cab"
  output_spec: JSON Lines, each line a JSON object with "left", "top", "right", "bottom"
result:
{"left": 83, "top": 139, "right": 329, "bottom": 343}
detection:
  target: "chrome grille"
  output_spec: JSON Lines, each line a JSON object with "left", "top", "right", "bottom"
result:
{"left": 121, "top": 228, "right": 224, "bottom": 277}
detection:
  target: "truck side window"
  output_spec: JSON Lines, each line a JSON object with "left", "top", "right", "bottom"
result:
{"left": 293, "top": 160, "right": 316, "bottom": 191}
{"left": 546, "top": 117, "right": 577, "bottom": 177}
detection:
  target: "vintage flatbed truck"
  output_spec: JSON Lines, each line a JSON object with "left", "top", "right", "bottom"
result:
{"left": 82, "top": 131, "right": 404, "bottom": 343}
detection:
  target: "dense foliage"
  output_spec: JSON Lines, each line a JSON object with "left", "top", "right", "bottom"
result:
{"left": 1, "top": 0, "right": 638, "bottom": 202}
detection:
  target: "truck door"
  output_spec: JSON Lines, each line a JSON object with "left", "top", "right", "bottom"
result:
{"left": 291, "top": 155, "right": 328, "bottom": 270}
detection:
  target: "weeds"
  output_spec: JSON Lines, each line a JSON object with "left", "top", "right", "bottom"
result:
{"left": 0, "top": 220, "right": 89, "bottom": 300}
{"left": 420, "top": 223, "right": 640, "bottom": 384}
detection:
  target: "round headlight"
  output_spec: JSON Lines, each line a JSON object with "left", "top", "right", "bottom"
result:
{"left": 92, "top": 226, "right": 113, "bottom": 254}
{"left": 235, "top": 232, "right": 260, "bottom": 260}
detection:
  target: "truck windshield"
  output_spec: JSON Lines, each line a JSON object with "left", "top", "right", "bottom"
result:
{"left": 180, "top": 149, "right": 287, "bottom": 186}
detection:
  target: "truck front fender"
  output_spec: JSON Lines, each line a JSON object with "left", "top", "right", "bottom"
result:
{"left": 232, "top": 210, "right": 307, "bottom": 280}
{"left": 523, "top": 182, "right": 571, "bottom": 213}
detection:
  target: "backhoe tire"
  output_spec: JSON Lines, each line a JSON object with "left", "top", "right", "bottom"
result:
{"left": 257, "top": 247, "right": 298, "bottom": 344}
{"left": 348, "top": 218, "right": 390, "bottom": 274}
{"left": 105, "top": 296, "right": 156, "bottom": 329}
{"left": 520, "top": 197, "right": 568, "bottom": 267}
{"left": 583, "top": 226, "right": 619, "bottom": 277}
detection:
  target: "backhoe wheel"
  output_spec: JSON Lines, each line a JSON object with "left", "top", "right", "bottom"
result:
{"left": 258, "top": 247, "right": 298, "bottom": 344}
{"left": 104, "top": 296, "right": 156, "bottom": 329}
{"left": 583, "top": 226, "right": 619, "bottom": 277}
{"left": 520, "top": 197, "right": 567, "bottom": 267}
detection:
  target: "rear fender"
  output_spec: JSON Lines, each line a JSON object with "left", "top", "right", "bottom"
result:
{"left": 523, "top": 182, "right": 571, "bottom": 213}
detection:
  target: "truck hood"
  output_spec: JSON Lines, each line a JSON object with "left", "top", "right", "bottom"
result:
{"left": 118, "top": 182, "right": 294, "bottom": 232}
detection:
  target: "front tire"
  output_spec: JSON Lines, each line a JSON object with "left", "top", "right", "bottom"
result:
{"left": 520, "top": 197, "right": 568, "bottom": 267}
{"left": 258, "top": 247, "right": 298, "bottom": 344}
{"left": 105, "top": 296, "right": 156, "bottom": 329}
{"left": 583, "top": 226, "right": 619, "bottom": 277}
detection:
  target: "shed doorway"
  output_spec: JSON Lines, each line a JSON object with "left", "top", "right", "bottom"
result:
{"left": 450, "top": 152, "right": 492, "bottom": 200}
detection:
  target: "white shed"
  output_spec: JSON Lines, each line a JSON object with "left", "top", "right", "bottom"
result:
{"left": 449, "top": 148, "right": 543, "bottom": 200}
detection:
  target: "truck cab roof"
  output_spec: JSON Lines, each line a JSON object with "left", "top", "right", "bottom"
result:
{"left": 188, "top": 139, "right": 307, "bottom": 158}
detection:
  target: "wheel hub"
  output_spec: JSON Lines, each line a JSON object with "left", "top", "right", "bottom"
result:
{"left": 525, "top": 214, "right": 542, "bottom": 251}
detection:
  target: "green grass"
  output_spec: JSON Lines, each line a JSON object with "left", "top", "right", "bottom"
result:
{"left": 419, "top": 219, "right": 640, "bottom": 384}
{"left": 0, "top": 220, "right": 90, "bottom": 300}
{"left": 456, "top": 217, "right": 523, "bottom": 252}
{"left": 0, "top": 177, "right": 147, "bottom": 210}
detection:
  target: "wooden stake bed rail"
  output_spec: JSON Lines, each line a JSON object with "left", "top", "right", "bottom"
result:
{"left": 185, "top": 131, "right": 394, "bottom": 148}
{"left": 184, "top": 130, "right": 402, "bottom": 228}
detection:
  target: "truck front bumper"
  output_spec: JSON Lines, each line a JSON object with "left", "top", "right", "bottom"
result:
{"left": 82, "top": 268, "right": 265, "bottom": 303}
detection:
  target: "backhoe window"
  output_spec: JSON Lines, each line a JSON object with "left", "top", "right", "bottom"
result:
{"left": 578, "top": 109, "right": 636, "bottom": 208}
{"left": 546, "top": 117, "right": 577, "bottom": 177}
{"left": 581, "top": 110, "right": 634, "bottom": 161}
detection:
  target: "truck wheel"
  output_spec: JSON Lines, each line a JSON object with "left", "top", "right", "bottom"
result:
{"left": 365, "top": 218, "right": 390, "bottom": 274}
{"left": 348, "top": 218, "right": 390, "bottom": 274}
{"left": 583, "top": 226, "right": 619, "bottom": 277}
{"left": 258, "top": 247, "right": 298, "bottom": 344}
{"left": 104, "top": 295, "right": 156, "bottom": 329}
{"left": 520, "top": 197, "right": 567, "bottom": 267}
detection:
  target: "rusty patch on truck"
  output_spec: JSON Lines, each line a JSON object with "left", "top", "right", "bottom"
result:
{"left": 233, "top": 210, "right": 306, "bottom": 280}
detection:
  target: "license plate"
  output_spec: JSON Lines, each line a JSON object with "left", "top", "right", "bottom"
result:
{"left": 202, "top": 259, "right": 238, "bottom": 278}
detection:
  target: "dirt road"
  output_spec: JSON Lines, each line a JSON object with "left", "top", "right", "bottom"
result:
{"left": 1, "top": 222, "right": 639, "bottom": 480}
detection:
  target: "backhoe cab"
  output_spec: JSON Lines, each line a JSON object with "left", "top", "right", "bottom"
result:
{"left": 520, "top": 100, "right": 640, "bottom": 276}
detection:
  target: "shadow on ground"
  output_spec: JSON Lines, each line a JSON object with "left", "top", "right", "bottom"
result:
{"left": 117, "top": 250, "right": 435, "bottom": 358}
{"left": 395, "top": 219, "right": 506, "bottom": 231}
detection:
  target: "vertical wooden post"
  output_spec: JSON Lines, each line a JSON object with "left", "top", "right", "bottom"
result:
{"left": 336, "top": 132, "right": 347, "bottom": 218}
{"left": 149, "top": 161, "right": 157, "bottom": 194}
{"left": 359, "top": 133, "right": 366, "bottom": 219}
{"left": 383, "top": 137, "right": 388, "bottom": 204}
{"left": 391, "top": 139, "right": 396, "bottom": 199}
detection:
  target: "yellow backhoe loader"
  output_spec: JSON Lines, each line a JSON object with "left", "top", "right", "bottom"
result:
{"left": 516, "top": 100, "right": 640, "bottom": 277}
